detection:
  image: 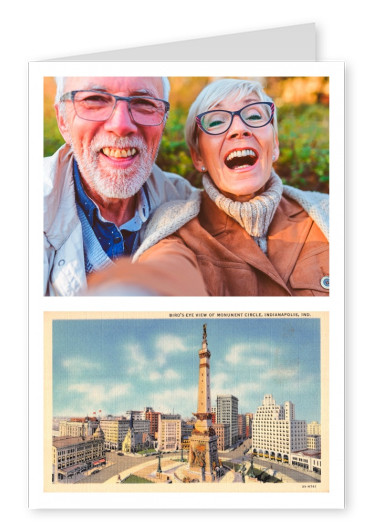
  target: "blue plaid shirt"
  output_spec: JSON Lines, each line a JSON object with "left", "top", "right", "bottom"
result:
{"left": 73, "top": 160, "right": 150, "bottom": 260}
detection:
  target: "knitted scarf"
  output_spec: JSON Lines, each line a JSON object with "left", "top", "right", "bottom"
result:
{"left": 202, "top": 170, "right": 283, "bottom": 253}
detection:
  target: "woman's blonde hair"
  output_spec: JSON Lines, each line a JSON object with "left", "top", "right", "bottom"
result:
{"left": 185, "top": 78, "right": 278, "bottom": 154}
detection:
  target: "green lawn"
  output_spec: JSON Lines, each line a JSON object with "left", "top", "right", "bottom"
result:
{"left": 121, "top": 474, "right": 153, "bottom": 484}
{"left": 137, "top": 449, "right": 156, "bottom": 455}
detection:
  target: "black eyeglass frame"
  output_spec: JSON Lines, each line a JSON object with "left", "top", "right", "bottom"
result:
{"left": 60, "top": 90, "right": 170, "bottom": 125}
{"left": 195, "top": 101, "right": 275, "bottom": 135}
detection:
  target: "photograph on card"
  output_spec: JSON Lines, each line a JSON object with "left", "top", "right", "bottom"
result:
{"left": 43, "top": 76, "right": 329, "bottom": 297}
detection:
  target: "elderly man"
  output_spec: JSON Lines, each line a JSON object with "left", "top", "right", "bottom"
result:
{"left": 44, "top": 76, "right": 196, "bottom": 295}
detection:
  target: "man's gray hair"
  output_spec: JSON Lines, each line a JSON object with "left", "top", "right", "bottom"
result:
{"left": 185, "top": 78, "right": 278, "bottom": 154}
{"left": 54, "top": 76, "right": 170, "bottom": 104}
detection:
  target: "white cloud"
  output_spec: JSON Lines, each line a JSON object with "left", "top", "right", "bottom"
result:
{"left": 154, "top": 334, "right": 189, "bottom": 366}
{"left": 211, "top": 372, "right": 229, "bottom": 390}
{"left": 67, "top": 382, "right": 132, "bottom": 411}
{"left": 152, "top": 386, "right": 196, "bottom": 417}
{"left": 126, "top": 344, "right": 148, "bottom": 375}
{"left": 107, "top": 384, "right": 131, "bottom": 399}
{"left": 147, "top": 369, "right": 180, "bottom": 382}
{"left": 149, "top": 371, "right": 162, "bottom": 381}
{"left": 164, "top": 369, "right": 180, "bottom": 380}
{"left": 225, "top": 343, "right": 269, "bottom": 367}
{"left": 62, "top": 357, "right": 101, "bottom": 373}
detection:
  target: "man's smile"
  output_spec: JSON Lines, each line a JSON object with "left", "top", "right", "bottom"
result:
{"left": 101, "top": 147, "right": 138, "bottom": 159}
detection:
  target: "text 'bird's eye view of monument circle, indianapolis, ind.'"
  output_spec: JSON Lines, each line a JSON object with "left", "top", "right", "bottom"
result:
{"left": 49, "top": 316, "right": 325, "bottom": 489}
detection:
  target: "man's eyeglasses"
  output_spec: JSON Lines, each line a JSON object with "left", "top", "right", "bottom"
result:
{"left": 195, "top": 102, "right": 275, "bottom": 135}
{"left": 60, "top": 90, "right": 170, "bottom": 126}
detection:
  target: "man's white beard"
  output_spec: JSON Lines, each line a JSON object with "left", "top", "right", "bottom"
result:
{"left": 70, "top": 134, "right": 159, "bottom": 199}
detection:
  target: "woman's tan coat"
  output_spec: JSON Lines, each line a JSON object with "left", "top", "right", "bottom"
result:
{"left": 88, "top": 190, "right": 329, "bottom": 296}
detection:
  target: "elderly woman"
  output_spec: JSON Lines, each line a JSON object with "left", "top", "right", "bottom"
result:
{"left": 88, "top": 78, "right": 329, "bottom": 296}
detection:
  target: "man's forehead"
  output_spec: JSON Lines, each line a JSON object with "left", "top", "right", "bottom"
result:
{"left": 64, "top": 76, "right": 164, "bottom": 97}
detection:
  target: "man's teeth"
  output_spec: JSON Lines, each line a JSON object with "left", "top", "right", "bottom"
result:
{"left": 226, "top": 149, "right": 256, "bottom": 161}
{"left": 102, "top": 147, "right": 137, "bottom": 158}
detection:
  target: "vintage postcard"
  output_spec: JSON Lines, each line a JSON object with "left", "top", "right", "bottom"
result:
{"left": 42, "top": 311, "right": 330, "bottom": 507}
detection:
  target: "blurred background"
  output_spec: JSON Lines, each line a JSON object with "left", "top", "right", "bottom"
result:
{"left": 44, "top": 76, "right": 329, "bottom": 193}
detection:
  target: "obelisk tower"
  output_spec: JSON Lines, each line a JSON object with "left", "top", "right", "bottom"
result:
{"left": 188, "top": 324, "right": 219, "bottom": 482}
{"left": 195, "top": 324, "right": 212, "bottom": 433}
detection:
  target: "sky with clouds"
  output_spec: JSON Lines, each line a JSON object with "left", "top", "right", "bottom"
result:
{"left": 53, "top": 317, "right": 321, "bottom": 423}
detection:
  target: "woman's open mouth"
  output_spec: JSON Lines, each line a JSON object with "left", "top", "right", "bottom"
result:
{"left": 225, "top": 148, "right": 258, "bottom": 170}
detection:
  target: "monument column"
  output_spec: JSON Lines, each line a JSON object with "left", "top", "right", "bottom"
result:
{"left": 188, "top": 324, "right": 219, "bottom": 482}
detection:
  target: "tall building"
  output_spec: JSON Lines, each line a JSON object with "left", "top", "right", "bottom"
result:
{"left": 188, "top": 324, "right": 219, "bottom": 482}
{"left": 252, "top": 394, "right": 306, "bottom": 464}
{"left": 217, "top": 394, "right": 239, "bottom": 445}
{"left": 238, "top": 414, "right": 246, "bottom": 440}
{"left": 245, "top": 413, "right": 253, "bottom": 438}
{"left": 144, "top": 408, "right": 160, "bottom": 438}
{"left": 158, "top": 414, "right": 181, "bottom": 451}
{"left": 133, "top": 419, "right": 150, "bottom": 434}
{"left": 212, "top": 423, "right": 230, "bottom": 451}
{"left": 100, "top": 418, "right": 131, "bottom": 450}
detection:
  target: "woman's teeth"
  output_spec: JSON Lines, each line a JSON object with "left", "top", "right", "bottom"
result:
{"left": 226, "top": 149, "right": 257, "bottom": 161}
{"left": 225, "top": 149, "right": 258, "bottom": 169}
{"left": 102, "top": 147, "right": 137, "bottom": 158}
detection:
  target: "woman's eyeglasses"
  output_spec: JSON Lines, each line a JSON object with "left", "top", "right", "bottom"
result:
{"left": 196, "top": 102, "right": 274, "bottom": 135}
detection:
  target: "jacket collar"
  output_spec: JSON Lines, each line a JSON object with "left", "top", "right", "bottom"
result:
{"left": 199, "top": 191, "right": 313, "bottom": 292}
{"left": 44, "top": 144, "right": 78, "bottom": 250}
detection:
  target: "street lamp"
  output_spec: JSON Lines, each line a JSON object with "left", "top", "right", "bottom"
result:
{"left": 201, "top": 457, "right": 206, "bottom": 482}
{"left": 157, "top": 451, "right": 162, "bottom": 474}
{"left": 241, "top": 463, "right": 246, "bottom": 483}
{"left": 249, "top": 456, "right": 256, "bottom": 478}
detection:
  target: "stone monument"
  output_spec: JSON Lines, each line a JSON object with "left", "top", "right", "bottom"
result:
{"left": 188, "top": 324, "right": 219, "bottom": 482}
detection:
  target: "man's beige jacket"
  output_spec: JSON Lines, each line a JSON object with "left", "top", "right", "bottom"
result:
{"left": 44, "top": 144, "right": 198, "bottom": 296}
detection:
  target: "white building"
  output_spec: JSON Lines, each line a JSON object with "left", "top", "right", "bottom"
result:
{"left": 307, "top": 421, "right": 321, "bottom": 435}
{"left": 307, "top": 434, "right": 321, "bottom": 450}
{"left": 125, "top": 410, "right": 144, "bottom": 421}
{"left": 291, "top": 450, "right": 321, "bottom": 474}
{"left": 158, "top": 414, "right": 182, "bottom": 452}
{"left": 59, "top": 418, "right": 99, "bottom": 437}
{"left": 217, "top": 395, "right": 239, "bottom": 445}
{"left": 252, "top": 394, "right": 306, "bottom": 464}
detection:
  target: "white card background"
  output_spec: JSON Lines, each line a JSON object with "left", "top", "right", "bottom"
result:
{"left": 3, "top": 0, "right": 374, "bottom": 525}
{"left": 29, "top": 60, "right": 344, "bottom": 510}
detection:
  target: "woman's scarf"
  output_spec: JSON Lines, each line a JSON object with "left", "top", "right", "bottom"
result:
{"left": 202, "top": 170, "right": 283, "bottom": 253}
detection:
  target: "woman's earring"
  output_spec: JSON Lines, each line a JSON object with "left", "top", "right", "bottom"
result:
{"left": 201, "top": 166, "right": 206, "bottom": 172}
{"left": 272, "top": 155, "right": 276, "bottom": 161}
